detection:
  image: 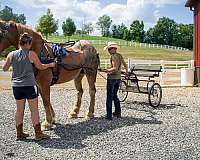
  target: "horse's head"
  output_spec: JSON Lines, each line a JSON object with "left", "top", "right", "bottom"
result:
{"left": 0, "top": 20, "right": 19, "bottom": 54}
{"left": 0, "top": 20, "right": 50, "bottom": 58}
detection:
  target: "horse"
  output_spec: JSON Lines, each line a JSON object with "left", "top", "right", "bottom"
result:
{"left": 0, "top": 20, "right": 100, "bottom": 130}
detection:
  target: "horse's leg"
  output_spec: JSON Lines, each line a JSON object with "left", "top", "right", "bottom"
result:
{"left": 38, "top": 84, "right": 54, "bottom": 130}
{"left": 85, "top": 72, "right": 97, "bottom": 120}
{"left": 68, "top": 73, "right": 85, "bottom": 118}
{"left": 36, "top": 70, "right": 54, "bottom": 130}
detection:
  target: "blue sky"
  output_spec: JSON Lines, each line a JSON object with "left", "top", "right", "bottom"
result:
{"left": 0, "top": 0, "right": 193, "bottom": 35}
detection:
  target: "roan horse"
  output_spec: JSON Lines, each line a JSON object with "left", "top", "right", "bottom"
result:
{"left": 0, "top": 20, "right": 100, "bottom": 130}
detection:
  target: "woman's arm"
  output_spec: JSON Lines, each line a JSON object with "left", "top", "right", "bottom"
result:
{"left": 29, "top": 51, "right": 55, "bottom": 70}
{"left": 3, "top": 52, "right": 13, "bottom": 72}
{"left": 106, "top": 57, "right": 117, "bottom": 74}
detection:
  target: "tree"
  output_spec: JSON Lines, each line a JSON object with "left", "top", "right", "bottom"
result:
{"left": 62, "top": 17, "right": 76, "bottom": 40}
{"left": 123, "top": 28, "right": 131, "bottom": 41}
{"left": 36, "top": 9, "right": 58, "bottom": 39}
{"left": 96, "top": 15, "right": 112, "bottom": 37}
{"left": 144, "top": 28, "right": 155, "bottom": 43}
{"left": 129, "top": 20, "right": 145, "bottom": 42}
{"left": 0, "top": 6, "right": 26, "bottom": 24}
{"left": 173, "top": 24, "right": 193, "bottom": 50}
{"left": 111, "top": 24, "right": 119, "bottom": 38}
{"left": 111, "top": 23, "right": 129, "bottom": 40}
{"left": 82, "top": 22, "right": 93, "bottom": 35}
{"left": 118, "top": 23, "right": 128, "bottom": 40}
{"left": 152, "top": 17, "right": 177, "bottom": 45}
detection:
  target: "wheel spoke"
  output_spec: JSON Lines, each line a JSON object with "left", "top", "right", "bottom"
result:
{"left": 149, "top": 83, "right": 162, "bottom": 107}
{"left": 118, "top": 81, "right": 128, "bottom": 102}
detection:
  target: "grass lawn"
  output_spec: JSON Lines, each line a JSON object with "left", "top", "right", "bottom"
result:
{"left": 49, "top": 35, "right": 192, "bottom": 61}
{"left": 0, "top": 35, "right": 193, "bottom": 61}
{"left": 94, "top": 45, "right": 192, "bottom": 60}
{"left": 48, "top": 35, "right": 128, "bottom": 42}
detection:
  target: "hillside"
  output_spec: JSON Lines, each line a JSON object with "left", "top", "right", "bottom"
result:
{"left": 0, "top": 35, "right": 192, "bottom": 61}
{"left": 48, "top": 35, "right": 192, "bottom": 61}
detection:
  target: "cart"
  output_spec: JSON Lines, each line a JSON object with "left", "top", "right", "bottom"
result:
{"left": 118, "top": 65, "right": 162, "bottom": 107}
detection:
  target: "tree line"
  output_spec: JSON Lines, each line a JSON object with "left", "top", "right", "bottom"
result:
{"left": 97, "top": 15, "right": 193, "bottom": 50}
{"left": 0, "top": 6, "right": 193, "bottom": 50}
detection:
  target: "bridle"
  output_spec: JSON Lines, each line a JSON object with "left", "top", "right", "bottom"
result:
{"left": 0, "top": 22, "right": 17, "bottom": 48}
{"left": 0, "top": 23, "right": 9, "bottom": 37}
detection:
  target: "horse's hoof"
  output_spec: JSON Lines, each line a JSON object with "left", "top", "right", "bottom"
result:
{"left": 85, "top": 113, "right": 94, "bottom": 120}
{"left": 68, "top": 111, "right": 78, "bottom": 119}
{"left": 41, "top": 120, "right": 53, "bottom": 131}
{"left": 52, "top": 117, "right": 56, "bottom": 124}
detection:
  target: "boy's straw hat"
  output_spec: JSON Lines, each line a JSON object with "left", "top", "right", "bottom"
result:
{"left": 104, "top": 41, "right": 120, "bottom": 51}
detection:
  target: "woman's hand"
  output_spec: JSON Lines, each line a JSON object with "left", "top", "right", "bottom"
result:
{"left": 49, "top": 62, "right": 55, "bottom": 68}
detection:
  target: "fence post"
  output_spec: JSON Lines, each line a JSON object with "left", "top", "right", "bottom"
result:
{"left": 128, "top": 58, "right": 131, "bottom": 71}
{"left": 192, "top": 60, "right": 194, "bottom": 69}
{"left": 160, "top": 60, "right": 165, "bottom": 85}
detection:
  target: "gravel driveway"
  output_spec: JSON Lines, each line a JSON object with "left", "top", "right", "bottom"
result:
{"left": 0, "top": 87, "right": 199, "bottom": 160}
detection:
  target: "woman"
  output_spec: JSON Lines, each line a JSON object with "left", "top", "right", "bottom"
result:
{"left": 103, "top": 42, "right": 128, "bottom": 120}
{"left": 3, "top": 33, "right": 55, "bottom": 141}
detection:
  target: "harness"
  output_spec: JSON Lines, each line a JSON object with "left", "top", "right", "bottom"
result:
{"left": 38, "top": 40, "right": 87, "bottom": 85}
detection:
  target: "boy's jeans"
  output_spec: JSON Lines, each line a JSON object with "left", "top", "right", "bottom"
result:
{"left": 106, "top": 79, "right": 121, "bottom": 119}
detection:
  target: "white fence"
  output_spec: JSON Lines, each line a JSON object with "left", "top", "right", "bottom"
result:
{"left": 100, "top": 59, "right": 194, "bottom": 85}
{"left": 88, "top": 40, "right": 190, "bottom": 52}
{"left": 0, "top": 59, "right": 195, "bottom": 86}
{"left": 53, "top": 39, "right": 190, "bottom": 52}
{"left": 100, "top": 59, "right": 194, "bottom": 70}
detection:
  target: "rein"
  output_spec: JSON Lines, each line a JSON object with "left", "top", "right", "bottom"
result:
{"left": 97, "top": 71, "right": 107, "bottom": 80}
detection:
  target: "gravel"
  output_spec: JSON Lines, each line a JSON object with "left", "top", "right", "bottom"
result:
{"left": 0, "top": 87, "right": 199, "bottom": 160}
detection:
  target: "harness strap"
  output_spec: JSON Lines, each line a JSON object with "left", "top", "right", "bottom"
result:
{"left": 51, "top": 63, "right": 60, "bottom": 86}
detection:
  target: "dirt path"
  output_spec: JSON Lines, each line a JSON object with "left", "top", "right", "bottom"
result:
{"left": 0, "top": 71, "right": 108, "bottom": 91}
{"left": 0, "top": 70, "right": 182, "bottom": 91}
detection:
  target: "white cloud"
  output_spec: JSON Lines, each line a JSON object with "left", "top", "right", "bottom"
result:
{"left": 14, "top": 0, "right": 184, "bottom": 34}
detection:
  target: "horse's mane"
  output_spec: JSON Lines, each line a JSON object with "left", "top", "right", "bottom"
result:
{"left": 0, "top": 20, "right": 43, "bottom": 41}
{"left": 16, "top": 22, "right": 43, "bottom": 40}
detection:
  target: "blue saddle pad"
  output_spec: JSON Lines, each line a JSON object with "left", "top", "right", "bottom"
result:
{"left": 51, "top": 43, "right": 68, "bottom": 57}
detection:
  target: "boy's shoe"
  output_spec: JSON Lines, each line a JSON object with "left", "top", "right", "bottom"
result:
{"left": 113, "top": 112, "right": 121, "bottom": 118}
{"left": 105, "top": 117, "right": 112, "bottom": 120}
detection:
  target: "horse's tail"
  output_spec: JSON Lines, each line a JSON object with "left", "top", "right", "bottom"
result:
{"left": 96, "top": 53, "right": 100, "bottom": 69}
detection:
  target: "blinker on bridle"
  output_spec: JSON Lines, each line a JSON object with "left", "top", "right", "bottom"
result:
{"left": 0, "top": 23, "right": 9, "bottom": 37}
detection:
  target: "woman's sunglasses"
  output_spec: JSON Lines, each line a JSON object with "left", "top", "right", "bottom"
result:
{"left": 108, "top": 47, "right": 114, "bottom": 51}
{"left": 22, "top": 37, "right": 32, "bottom": 44}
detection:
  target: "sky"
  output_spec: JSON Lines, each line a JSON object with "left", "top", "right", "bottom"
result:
{"left": 0, "top": 0, "right": 194, "bottom": 35}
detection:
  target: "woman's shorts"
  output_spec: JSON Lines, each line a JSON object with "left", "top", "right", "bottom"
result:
{"left": 13, "top": 86, "right": 39, "bottom": 100}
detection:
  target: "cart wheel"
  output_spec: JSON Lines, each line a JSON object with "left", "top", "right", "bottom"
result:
{"left": 118, "top": 80, "right": 128, "bottom": 102}
{"left": 148, "top": 83, "right": 162, "bottom": 108}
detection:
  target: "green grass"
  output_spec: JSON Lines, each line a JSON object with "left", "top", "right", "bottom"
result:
{"left": 0, "top": 35, "right": 193, "bottom": 61}
{"left": 95, "top": 45, "right": 192, "bottom": 60}
{"left": 48, "top": 35, "right": 192, "bottom": 61}
{"left": 48, "top": 35, "right": 128, "bottom": 42}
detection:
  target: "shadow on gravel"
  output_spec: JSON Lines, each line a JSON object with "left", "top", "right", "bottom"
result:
{"left": 34, "top": 116, "right": 162, "bottom": 150}
{"left": 122, "top": 100, "right": 187, "bottom": 110}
